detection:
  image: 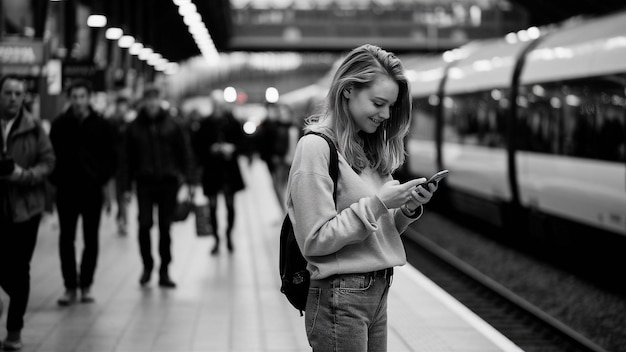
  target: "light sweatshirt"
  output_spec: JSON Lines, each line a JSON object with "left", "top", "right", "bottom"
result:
{"left": 286, "top": 133, "right": 421, "bottom": 280}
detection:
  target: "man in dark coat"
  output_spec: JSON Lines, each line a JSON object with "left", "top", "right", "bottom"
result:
{"left": 49, "top": 79, "right": 117, "bottom": 306}
{"left": 122, "top": 85, "right": 193, "bottom": 288}
{"left": 0, "top": 75, "right": 55, "bottom": 351}
{"left": 193, "top": 90, "right": 245, "bottom": 254}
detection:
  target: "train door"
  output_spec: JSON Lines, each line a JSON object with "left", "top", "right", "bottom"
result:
{"left": 440, "top": 38, "right": 536, "bottom": 227}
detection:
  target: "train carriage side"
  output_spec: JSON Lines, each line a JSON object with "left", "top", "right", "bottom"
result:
{"left": 516, "top": 11, "right": 626, "bottom": 247}
{"left": 438, "top": 37, "right": 538, "bottom": 227}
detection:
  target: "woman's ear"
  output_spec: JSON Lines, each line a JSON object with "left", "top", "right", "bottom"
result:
{"left": 342, "top": 88, "right": 351, "bottom": 99}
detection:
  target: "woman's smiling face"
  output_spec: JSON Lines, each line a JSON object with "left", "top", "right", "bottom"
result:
{"left": 345, "top": 74, "right": 399, "bottom": 134}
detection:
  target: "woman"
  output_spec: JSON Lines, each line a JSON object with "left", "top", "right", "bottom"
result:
{"left": 286, "top": 44, "right": 438, "bottom": 351}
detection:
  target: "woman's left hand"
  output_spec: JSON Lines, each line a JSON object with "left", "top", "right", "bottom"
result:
{"left": 406, "top": 182, "right": 437, "bottom": 211}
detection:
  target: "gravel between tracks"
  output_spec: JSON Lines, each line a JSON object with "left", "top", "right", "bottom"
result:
{"left": 411, "top": 210, "right": 626, "bottom": 352}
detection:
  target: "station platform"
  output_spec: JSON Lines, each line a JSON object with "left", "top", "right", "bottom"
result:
{"left": 1, "top": 156, "right": 524, "bottom": 352}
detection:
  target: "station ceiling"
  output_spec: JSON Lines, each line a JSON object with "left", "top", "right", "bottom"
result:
{"left": 92, "top": 0, "right": 625, "bottom": 63}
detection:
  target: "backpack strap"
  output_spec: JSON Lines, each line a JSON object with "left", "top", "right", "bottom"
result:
{"left": 304, "top": 131, "right": 338, "bottom": 202}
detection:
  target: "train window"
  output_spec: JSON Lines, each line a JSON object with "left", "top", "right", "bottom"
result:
{"left": 410, "top": 97, "right": 436, "bottom": 141}
{"left": 516, "top": 85, "right": 562, "bottom": 154}
{"left": 518, "top": 73, "right": 626, "bottom": 162}
{"left": 442, "top": 91, "right": 507, "bottom": 148}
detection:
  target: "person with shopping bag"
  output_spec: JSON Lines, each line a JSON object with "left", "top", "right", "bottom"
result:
{"left": 192, "top": 90, "right": 245, "bottom": 254}
{"left": 121, "top": 85, "right": 194, "bottom": 288}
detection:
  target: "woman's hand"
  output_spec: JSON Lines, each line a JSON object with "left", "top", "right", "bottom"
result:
{"left": 376, "top": 178, "right": 425, "bottom": 209}
{"left": 406, "top": 182, "right": 437, "bottom": 211}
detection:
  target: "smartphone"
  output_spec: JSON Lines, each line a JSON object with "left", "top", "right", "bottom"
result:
{"left": 417, "top": 169, "right": 449, "bottom": 190}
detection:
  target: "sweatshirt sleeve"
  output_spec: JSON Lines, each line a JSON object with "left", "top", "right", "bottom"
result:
{"left": 288, "top": 135, "right": 388, "bottom": 257}
{"left": 393, "top": 205, "right": 423, "bottom": 234}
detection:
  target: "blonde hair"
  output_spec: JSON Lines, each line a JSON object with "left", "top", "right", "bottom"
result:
{"left": 305, "top": 44, "right": 411, "bottom": 175}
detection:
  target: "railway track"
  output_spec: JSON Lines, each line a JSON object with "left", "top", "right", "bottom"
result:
{"left": 402, "top": 227, "right": 610, "bottom": 352}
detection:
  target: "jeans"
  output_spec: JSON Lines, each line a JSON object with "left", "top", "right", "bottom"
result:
{"left": 306, "top": 270, "right": 392, "bottom": 352}
{"left": 56, "top": 187, "right": 103, "bottom": 290}
{"left": 136, "top": 179, "right": 178, "bottom": 273}
{"left": 0, "top": 214, "right": 40, "bottom": 332}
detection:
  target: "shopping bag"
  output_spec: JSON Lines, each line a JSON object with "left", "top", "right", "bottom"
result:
{"left": 195, "top": 204, "right": 213, "bottom": 237}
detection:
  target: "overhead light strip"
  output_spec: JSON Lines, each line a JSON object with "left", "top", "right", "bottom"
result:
{"left": 171, "top": 0, "right": 219, "bottom": 64}
{"left": 90, "top": 14, "right": 179, "bottom": 75}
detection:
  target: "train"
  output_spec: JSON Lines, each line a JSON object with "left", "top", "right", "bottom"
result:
{"left": 281, "top": 9, "right": 626, "bottom": 267}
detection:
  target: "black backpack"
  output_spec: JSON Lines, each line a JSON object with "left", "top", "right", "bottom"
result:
{"left": 279, "top": 132, "right": 338, "bottom": 316}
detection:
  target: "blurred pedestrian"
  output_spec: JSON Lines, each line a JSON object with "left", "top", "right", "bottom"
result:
{"left": 107, "top": 95, "right": 132, "bottom": 235}
{"left": 257, "top": 103, "right": 298, "bottom": 209}
{"left": 49, "top": 79, "right": 117, "bottom": 306}
{"left": 122, "top": 85, "right": 194, "bottom": 288}
{"left": 0, "top": 75, "right": 56, "bottom": 351}
{"left": 193, "top": 90, "right": 245, "bottom": 254}
{"left": 286, "top": 44, "right": 438, "bottom": 351}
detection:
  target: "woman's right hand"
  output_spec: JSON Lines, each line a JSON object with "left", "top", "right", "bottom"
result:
{"left": 376, "top": 178, "right": 426, "bottom": 209}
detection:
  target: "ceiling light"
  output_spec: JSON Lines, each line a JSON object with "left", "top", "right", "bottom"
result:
{"left": 527, "top": 26, "right": 541, "bottom": 39}
{"left": 183, "top": 12, "right": 202, "bottom": 26}
{"left": 148, "top": 53, "right": 163, "bottom": 65}
{"left": 178, "top": 3, "right": 197, "bottom": 16}
{"left": 87, "top": 15, "right": 107, "bottom": 28}
{"left": 129, "top": 42, "right": 144, "bottom": 55}
{"left": 139, "top": 48, "right": 154, "bottom": 60}
{"left": 118, "top": 35, "right": 135, "bottom": 48}
{"left": 105, "top": 27, "right": 123, "bottom": 40}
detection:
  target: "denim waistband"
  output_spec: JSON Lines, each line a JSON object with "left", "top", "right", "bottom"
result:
{"left": 310, "top": 268, "right": 394, "bottom": 289}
